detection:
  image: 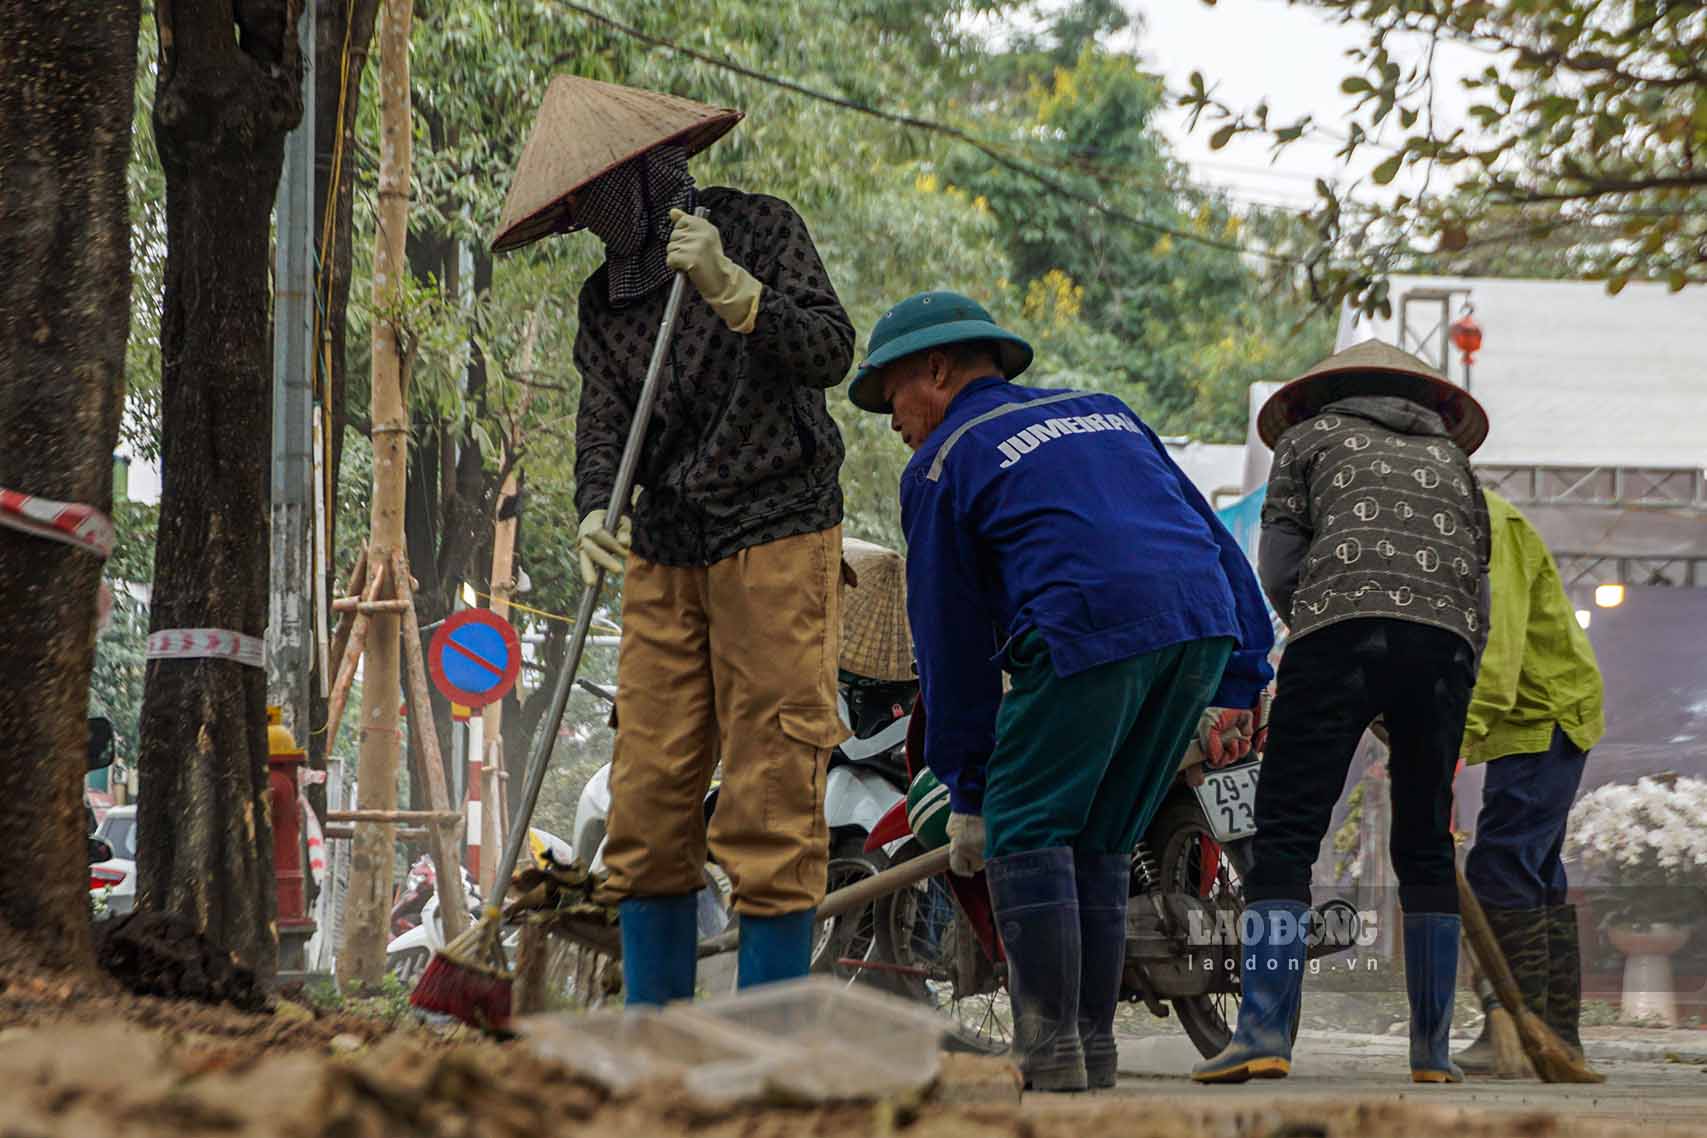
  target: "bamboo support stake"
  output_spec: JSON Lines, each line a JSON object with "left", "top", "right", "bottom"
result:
{"left": 481, "top": 756, "right": 503, "bottom": 899}
{"left": 333, "top": 597, "right": 411, "bottom": 614}
{"left": 393, "top": 549, "right": 470, "bottom": 940}
{"left": 339, "top": 0, "right": 415, "bottom": 989}
{"left": 512, "top": 923, "right": 551, "bottom": 1016}
{"left": 326, "top": 809, "right": 462, "bottom": 824}
{"left": 325, "top": 826, "right": 430, "bottom": 842}
{"left": 323, "top": 559, "right": 388, "bottom": 759}
{"left": 325, "top": 550, "right": 369, "bottom": 685}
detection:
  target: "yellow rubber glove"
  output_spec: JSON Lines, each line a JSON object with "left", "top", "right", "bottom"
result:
{"left": 667, "top": 208, "right": 762, "bottom": 333}
{"left": 576, "top": 509, "right": 631, "bottom": 587}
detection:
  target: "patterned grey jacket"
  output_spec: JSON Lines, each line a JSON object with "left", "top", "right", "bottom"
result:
{"left": 1259, "top": 395, "right": 1491, "bottom": 650}
{"left": 573, "top": 188, "right": 854, "bottom": 567}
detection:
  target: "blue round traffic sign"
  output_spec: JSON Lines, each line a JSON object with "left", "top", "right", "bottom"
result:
{"left": 428, "top": 609, "right": 521, "bottom": 708}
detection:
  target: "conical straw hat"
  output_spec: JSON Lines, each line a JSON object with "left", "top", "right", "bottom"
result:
{"left": 1257, "top": 338, "right": 1490, "bottom": 454}
{"left": 492, "top": 76, "right": 742, "bottom": 253}
{"left": 840, "top": 539, "right": 915, "bottom": 682}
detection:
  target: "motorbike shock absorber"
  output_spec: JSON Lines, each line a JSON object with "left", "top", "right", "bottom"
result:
{"left": 1131, "top": 841, "right": 1173, "bottom": 930}
{"left": 1130, "top": 840, "right": 1162, "bottom": 894}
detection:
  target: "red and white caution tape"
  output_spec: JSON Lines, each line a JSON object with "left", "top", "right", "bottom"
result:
{"left": 300, "top": 792, "right": 327, "bottom": 887}
{"left": 0, "top": 487, "right": 115, "bottom": 560}
{"left": 146, "top": 628, "right": 266, "bottom": 669}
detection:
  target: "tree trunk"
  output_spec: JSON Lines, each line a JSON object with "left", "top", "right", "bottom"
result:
{"left": 306, "top": 0, "right": 380, "bottom": 804}
{"left": 137, "top": 0, "right": 305, "bottom": 980}
{"left": 0, "top": 0, "right": 137, "bottom": 970}
{"left": 338, "top": 0, "right": 411, "bottom": 989}
{"left": 480, "top": 306, "right": 540, "bottom": 814}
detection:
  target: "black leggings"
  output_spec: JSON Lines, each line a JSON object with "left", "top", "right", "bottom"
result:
{"left": 1245, "top": 618, "right": 1476, "bottom": 915}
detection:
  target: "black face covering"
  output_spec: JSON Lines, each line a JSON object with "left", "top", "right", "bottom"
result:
{"left": 574, "top": 144, "right": 695, "bottom": 305}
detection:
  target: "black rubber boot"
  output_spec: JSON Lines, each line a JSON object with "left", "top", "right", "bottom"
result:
{"left": 987, "top": 847, "right": 1088, "bottom": 1093}
{"left": 1453, "top": 905, "right": 1548, "bottom": 1074}
{"left": 1546, "top": 904, "right": 1586, "bottom": 1056}
{"left": 1075, "top": 852, "right": 1130, "bottom": 1089}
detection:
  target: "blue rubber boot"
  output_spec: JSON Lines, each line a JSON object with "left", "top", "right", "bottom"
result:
{"left": 737, "top": 909, "right": 815, "bottom": 990}
{"left": 1191, "top": 900, "right": 1308, "bottom": 1084}
{"left": 619, "top": 895, "right": 699, "bottom": 1007}
{"left": 1406, "top": 912, "right": 1466, "bottom": 1084}
{"left": 988, "top": 847, "right": 1088, "bottom": 1092}
{"left": 1076, "top": 852, "right": 1131, "bottom": 1089}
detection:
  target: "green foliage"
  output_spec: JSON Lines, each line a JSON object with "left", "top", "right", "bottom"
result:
{"left": 938, "top": 38, "right": 1329, "bottom": 438}
{"left": 115, "top": 0, "right": 1328, "bottom": 767}
{"left": 1184, "top": 0, "right": 1707, "bottom": 311}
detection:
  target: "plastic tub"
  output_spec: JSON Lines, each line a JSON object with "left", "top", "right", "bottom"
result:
{"left": 679, "top": 977, "right": 946, "bottom": 1103}
{"left": 519, "top": 1004, "right": 765, "bottom": 1095}
{"left": 520, "top": 977, "right": 948, "bottom": 1105}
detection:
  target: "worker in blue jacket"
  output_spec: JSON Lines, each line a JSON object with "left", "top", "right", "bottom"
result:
{"left": 850, "top": 291, "right": 1275, "bottom": 1092}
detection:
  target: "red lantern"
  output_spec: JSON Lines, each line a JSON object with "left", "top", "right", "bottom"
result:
{"left": 1450, "top": 308, "right": 1483, "bottom": 365}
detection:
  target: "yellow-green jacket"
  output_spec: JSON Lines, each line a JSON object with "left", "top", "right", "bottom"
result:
{"left": 1462, "top": 490, "right": 1605, "bottom": 764}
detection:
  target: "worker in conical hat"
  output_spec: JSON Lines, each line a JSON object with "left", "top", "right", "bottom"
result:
{"left": 495, "top": 77, "right": 856, "bottom": 1004}
{"left": 1196, "top": 340, "right": 1492, "bottom": 1087}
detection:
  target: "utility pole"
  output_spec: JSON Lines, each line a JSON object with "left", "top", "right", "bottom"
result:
{"left": 339, "top": 0, "right": 414, "bottom": 988}
{"left": 268, "top": 0, "right": 316, "bottom": 745}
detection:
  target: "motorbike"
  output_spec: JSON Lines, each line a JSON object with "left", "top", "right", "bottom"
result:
{"left": 385, "top": 829, "right": 576, "bottom": 983}
{"left": 385, "top": 856, "right": 483, "bottom": 984}
{"left": 851, "top": 705, "right": 1362, "bottom": 1059}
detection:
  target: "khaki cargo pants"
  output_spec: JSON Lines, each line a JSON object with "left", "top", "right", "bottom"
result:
{"left": 601, "top": 526, "right": 843, "bottom": 918}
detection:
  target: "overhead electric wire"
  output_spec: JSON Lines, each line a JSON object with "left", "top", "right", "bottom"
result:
{"left": 547, "top": 0, "right": 1298, "bottom": 264}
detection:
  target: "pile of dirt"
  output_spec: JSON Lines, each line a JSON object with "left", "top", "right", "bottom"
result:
{"left": 95, "top": 911, "right": 270, "bottom": 1012}
{"left": 0, "top": 1014, "right": 1696, "bottom": 1138}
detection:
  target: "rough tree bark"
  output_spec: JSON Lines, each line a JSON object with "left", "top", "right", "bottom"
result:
{"left": 136, "top": 0, "right": 305, "bottom": 980}
{"left": 0, "top": 0, "right": 137, "bottom": 969}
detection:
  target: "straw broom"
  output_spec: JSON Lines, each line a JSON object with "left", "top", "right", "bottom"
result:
{"left": 1456, "top": 867, "right": 1604, "bottom": 1084}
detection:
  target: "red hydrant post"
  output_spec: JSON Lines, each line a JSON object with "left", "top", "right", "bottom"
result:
{"left": 268, "top": 707, "right": 317, "bottom": 973}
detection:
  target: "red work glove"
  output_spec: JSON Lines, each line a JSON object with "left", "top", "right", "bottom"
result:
{"left": 1196, "top": 707, "right": 1252, "bottom": 769}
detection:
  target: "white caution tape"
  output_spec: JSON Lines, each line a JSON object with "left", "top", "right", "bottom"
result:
{"left": 147, "top": 628, "right": 266, "bottom": 669}
{"left": 0, "top": 487, "right": 115, "bottom": 559}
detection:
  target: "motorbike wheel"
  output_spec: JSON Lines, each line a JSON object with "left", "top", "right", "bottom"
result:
{"left": 387, "top": 946, "right": 431, "bottom": 988}
{"left": 1149, "top": 794, "right": 1250, "bottom": 1060}
{"left": 872, "top": 840, "right": 1010, "bottom": 1055}
{"left": 812, "top": 844, "right": 887, "bottom": 986}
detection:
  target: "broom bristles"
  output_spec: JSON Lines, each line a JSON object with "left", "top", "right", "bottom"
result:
{"left": 1486, "top": 1005, "right": 1532, "bottom": 1079}
{"left": 1514, "top": 1006, "right": 1605, "bottom": 1085}
{"left": 409, "top": 915, "right": 514, "bottom": 1031}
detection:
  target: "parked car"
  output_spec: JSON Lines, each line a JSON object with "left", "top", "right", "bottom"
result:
{"left": 90, "top": 804, "right": 137, "bottom": 916}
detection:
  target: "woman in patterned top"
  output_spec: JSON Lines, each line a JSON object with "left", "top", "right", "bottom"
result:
{"left": 1195, "top": 339, "right": 1492, "bottom": 1087}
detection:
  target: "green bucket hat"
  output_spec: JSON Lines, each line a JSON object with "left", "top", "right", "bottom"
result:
{"left": 848, "top": 290, "right": 1033, "bottom": 414}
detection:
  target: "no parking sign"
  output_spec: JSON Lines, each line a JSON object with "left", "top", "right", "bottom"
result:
{"left": 427, "top": 609, "right": 521, "bottom": 709}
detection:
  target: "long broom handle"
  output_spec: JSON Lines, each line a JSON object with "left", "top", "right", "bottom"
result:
{"left": 482, "top": 216, "right": 704, "bottom": 922}
{"left": 695, "top": 847, "right": 953, "bottom": 958}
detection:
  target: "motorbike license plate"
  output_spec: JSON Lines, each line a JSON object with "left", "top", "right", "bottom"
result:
{"left": 1195, "top": 760, "right": 1260, "bottom": 842}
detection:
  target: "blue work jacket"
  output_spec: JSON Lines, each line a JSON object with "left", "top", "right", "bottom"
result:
{"left": 900, "top": 377, "right": 1275, "bottom": 814}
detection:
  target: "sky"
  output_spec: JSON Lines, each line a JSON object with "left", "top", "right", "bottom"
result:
{"left": 1128, "top": 0, "right": 1486, "bottom": 211}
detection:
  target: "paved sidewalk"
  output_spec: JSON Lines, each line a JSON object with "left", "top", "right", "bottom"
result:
{"left": 1112, "top": 1029, "right": 1707, "bottom": 1124}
